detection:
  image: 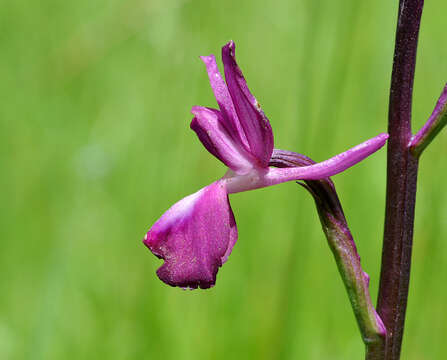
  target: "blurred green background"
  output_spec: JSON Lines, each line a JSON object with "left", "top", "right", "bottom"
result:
{"left": 1, "top": 0, "right": 446, "bottom": 359}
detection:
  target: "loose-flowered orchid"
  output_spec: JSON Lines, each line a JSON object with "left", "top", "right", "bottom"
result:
{"left": 143, "top": 41, "right": 388, "bottom": 289}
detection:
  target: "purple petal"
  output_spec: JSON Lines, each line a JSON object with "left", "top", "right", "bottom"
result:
{"left": 225, "top": 133, "right": 389, "bottom": 194}
{"left": 410, "top": 83, "right": 447, "bottom": 156}
{"left": 200, "top": 54, "right": 251, "bottom": 151}
{"left": 190, "top": 106, "right": 254, "bottom": 173}
{"left": 222, "top": 41, "right": 274, "bottom": 167}
{"left": 143, "top": 181, "right": 237, "bottom": 289}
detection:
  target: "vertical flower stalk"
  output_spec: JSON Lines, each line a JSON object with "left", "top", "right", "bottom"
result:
{"left": 375, "top": 1, "right": 423, "bottom": 359}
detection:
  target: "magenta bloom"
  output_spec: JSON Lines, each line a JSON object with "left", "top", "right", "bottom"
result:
{"left": 143, "top": 41, "right": 388, "bottom": 289}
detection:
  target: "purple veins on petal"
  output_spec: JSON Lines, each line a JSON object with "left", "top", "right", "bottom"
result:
{"left": 221, "top": 41, "right": 274, "bottom": 168}
{"left": 143, "top": 180, "right": 237, "bottom": 289}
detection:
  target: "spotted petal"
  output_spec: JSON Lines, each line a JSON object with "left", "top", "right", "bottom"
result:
{"left": 143, "top": 180, "right": 237, "bottom": 289}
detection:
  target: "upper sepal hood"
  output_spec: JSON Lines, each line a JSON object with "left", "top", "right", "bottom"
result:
{"left": 221, "top": 41, "right": 274, "bottom": 167}
{"left": 192, "top": 41, "right": 274, "bottom": 172}
{"left": 143, "top": 180, "right": 237, "bottom": 289}
{"left": 190, "top": 106, "right": 254, "bottom": 173}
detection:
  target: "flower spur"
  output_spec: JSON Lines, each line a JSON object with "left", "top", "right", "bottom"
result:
{"left": 143, "top": 41, "right": 388, "bottom": 289}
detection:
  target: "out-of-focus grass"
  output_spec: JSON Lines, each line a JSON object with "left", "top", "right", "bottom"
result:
{"left": 0, "top": 0, "right": 446, "bottom": 359}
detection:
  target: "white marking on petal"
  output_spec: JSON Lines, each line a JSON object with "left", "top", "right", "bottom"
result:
{"left": 154, "top": 188, "right": 204, "bottom": 231}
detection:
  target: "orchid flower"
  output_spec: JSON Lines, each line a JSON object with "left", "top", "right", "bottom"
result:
{"left": 143, "top": 41, "right": 388, "bottom": 289}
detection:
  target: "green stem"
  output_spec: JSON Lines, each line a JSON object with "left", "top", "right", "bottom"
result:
{"left": 270, "top": 150, "right": 386, "bottom": 356}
